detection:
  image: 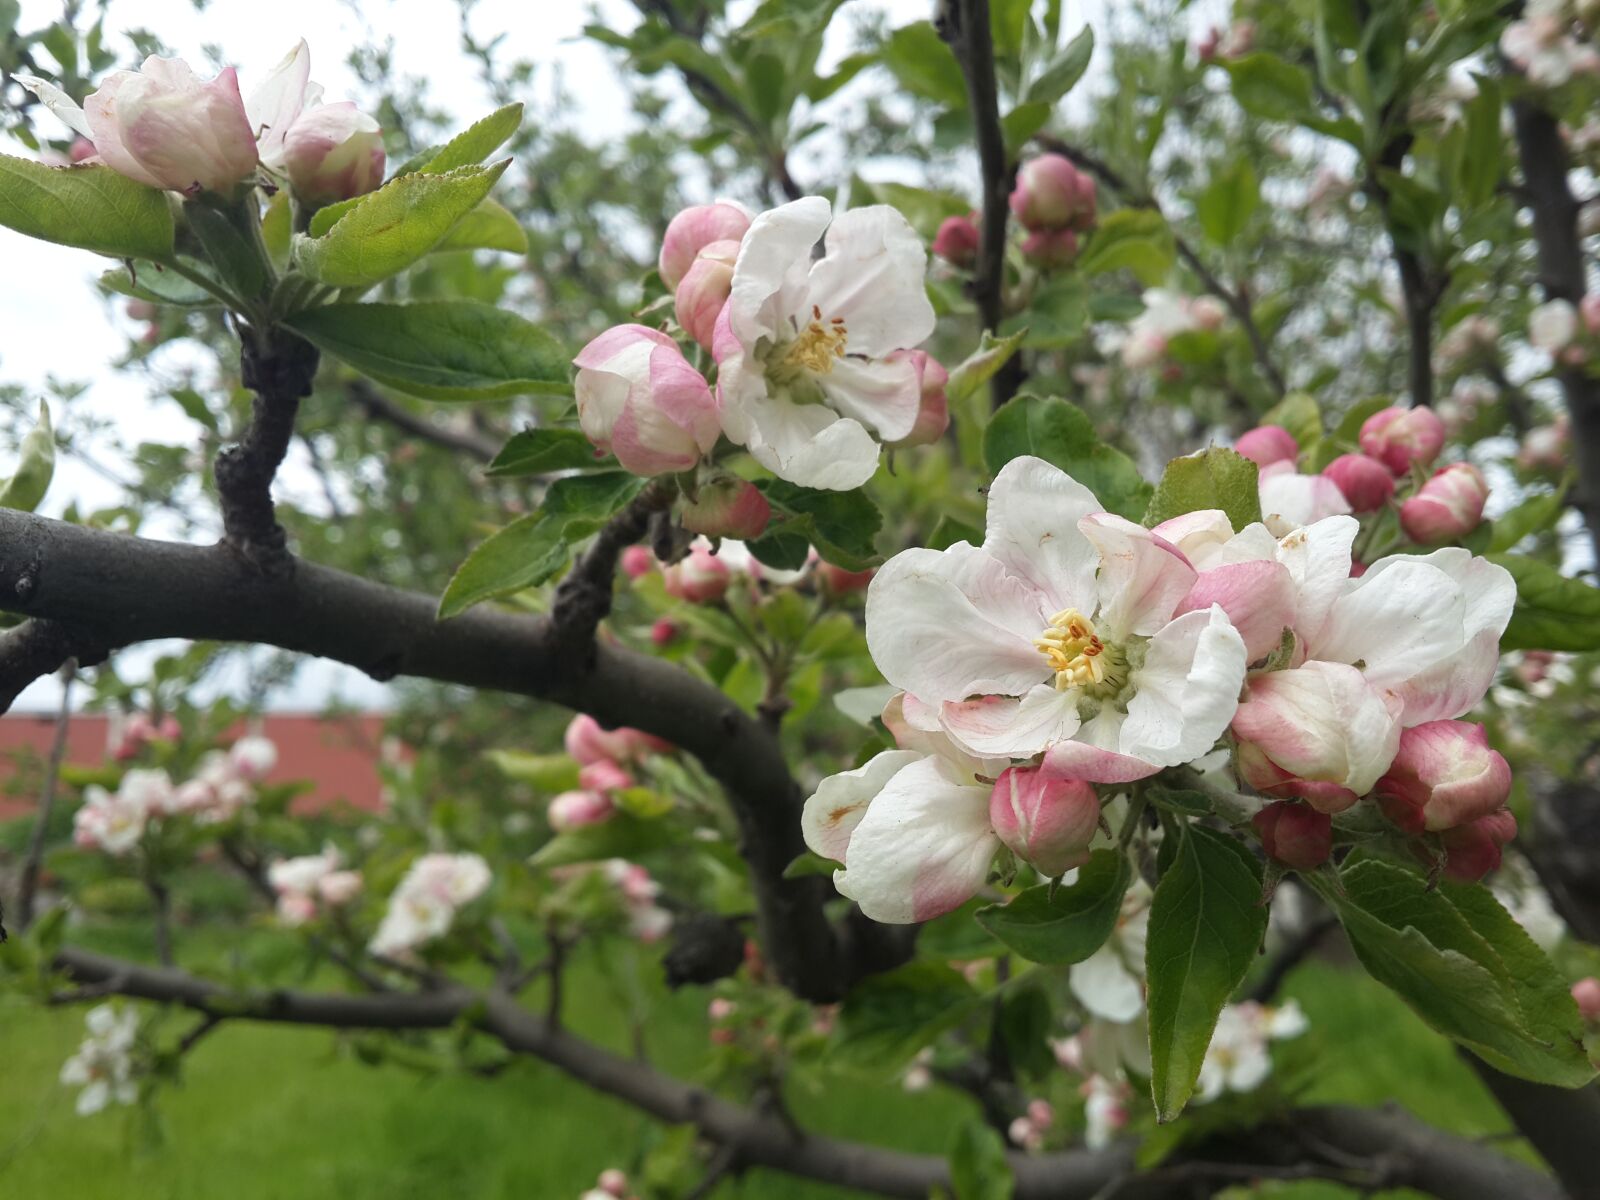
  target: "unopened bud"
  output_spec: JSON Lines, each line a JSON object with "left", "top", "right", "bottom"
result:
{"left": 1009, "top": 154, "right": 1097, "bottom": 232}
{"left": 548, "top": 789, "right": 615, "bottom": 832}
{"left": 620, "top": 544, "right": 657, "bottom": 579}
{"left": 1437, "top": 808, "right": 1516, "bottom": 882}
{"left": 573, "top": 325, "right": 720, "bottom": 476}
{"left": 651, "top": 618, "right": 680, "bottom": 646}
{"left": 598, "top": 1169, "right": 629, "bottom": 1198}
{"left": 887, "top": 350, "right": 950, "bottom": 448}
{"left": 933, "top": 212, "right": 981, "bottom": 268}
{"left": 283, "top": 102, "right": 385, "bottom": 206}
{"left": 1359, "top": 406, "right": 1445, "bottom": 474}
{"left": 1400, "top": 462, "right": 1488, "bottom": 543}
{"left": 674, "top": 238, "right": 739, "bottom": 351}
{"left": 658, "top": 202, "right": 750, "bottom": 289}
{"left": 1374, "top": 720, "right": 1511, "bottom": 833}
{"left": 681, "top": 476, "right": 771, "bottom": 541}
{"left": 1322, "top": 453, "right": 1395, "bottom": 513}
{"left": 1234, "top": 425, "right": 1299, "bottom": 468}
{"left": 1020, "top": 228, "right": 1078, "bottom": 269}
{"left": 1572, "top": 977, "right": 1600, "bottom": 1023}
{"left": 987, "top": 766, "right": 1100, "bottom": 878}
{"left": 662, "top": 543, "right": 731, "bottom": 604}
{"left": 578, "top": 760, "right": 634, "bottom": 794}
{"left": 1252, "top": 800, "right": 1332, "bottom": 870}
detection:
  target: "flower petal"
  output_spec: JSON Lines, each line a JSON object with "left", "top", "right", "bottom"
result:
{"left": 818, "top": 354, "right": 921, "bottom": 441}
{"left": 14, "top": 74, "right": 94, "bottom": 139}
{"left": 1231, "top": 660, "right": 1403, "bottom": 793}
{"left": 801, "top": 749, "right": 923, "bottom": 863}
{"left": 867, "top": 544, "right": 1051, "bottom": 703}
{"left": 833, "top": 757, "right": 997, "bottom": 923}
{"left": 1175, "top": 560, "right": 1295, "bottom": 662}
{"left": 1069, "top": 942, "right": 1145, "bottom": 1021}
{"left": 940, "top": 684, "right": 1082, "bottom": 758}
{"left": 729, "top": 195, "right": 830, "bottom": 347}
{"left": 246, "top": 39, "right": 311, "bottom": 167}
{"left": 1120, "top": 606, "right": 1247, "bottom": 768}
{"left": 806, "top": 205, "right": 936, "bottom": 357}
{"left": 1314, "top": 559, "right": 1470, "bottom": 692}
{"left": 982, "top": 456, "right": 1103, "bottom": 614}
{"left": 1274, "top": 515, "right": 1357, "bottom": 651}
{"left": 738, "top": 386, "right": 881, "bottom": 490}
{"left": 1079, "top": 513, "right": 1197, "bottom": 638}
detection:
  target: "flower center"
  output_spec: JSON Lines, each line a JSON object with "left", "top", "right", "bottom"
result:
{"left": 773, "top": 305, "right": 848, "bottom": 379}
{"left": 1034, "top": 608, "right": 1128, "bottom": 695}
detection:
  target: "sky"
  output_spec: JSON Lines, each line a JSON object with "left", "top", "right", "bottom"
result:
{"left": 0, "top": 0, "right": 940, "bottom": 711}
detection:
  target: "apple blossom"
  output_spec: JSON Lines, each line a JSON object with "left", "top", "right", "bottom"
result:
{"left": 680, "top": 476, "right": 771, "bottom": 541}
{"left": 73, "top": 773, "right": 168, "bottom": 855}
{"left": 661, "top": 542, "right": 732, "bottom": 603}
{"left": 658, "top": 202, "right": 751, "bottom": 290}
{"left": 1258, "top": 461, "right": 1354, "bottom": 537}
{"left": 577, "top": 760, "right": 634, "bottom": 794}
{"left": 1530, "top": 299, "right": 1580, "bottom": 353}
{"left": 573, "top": 325, "right": 721, "bottom": 476}
{"left": 1322, "top": 454, "right": 1395, "bottom": 513}
{"left": 1070, "top": 878, "right": 1153, "bottom": 1021}
{"left": 600, "top": 858, "right": 674, "bottom": 942}
{"left": 1375, "top": 721, "right": 1512, "bottom": 833}
{"left": 620, "top": 545, "right": 656, "bottom": 579}
{"left": 1121, "top": 290, "right": 1225, "bottom": 369}
{"left": 564, "top": 714, "right": 668, "bottom": 765}
{"left": 369, "top": 852, "right": 491, "bottom": 958}
{"left": 1081, "top": 1075, "right": 1132, "bottom": 1149}
{"left": 1433, "top": 315, "right": 1500, "bottom": 372}
{"left": 548, "top": 789, "right": 615, "bottom": 832}
{"left": 988, "top": 766, "right": 1101, "bottom": 877}
{"left": 713, "top": 196, "right": 936, "bottom": 490}
{"left": 60, "top": 1005, "right": 140, "bottom": 1117}
{"left": 1020, "top": 228, "right": 1079, "bottom": 269}
{"left": 1009, "top": 154, "right": 1097, "bottom": 232}
{"left": 674, "top": 238, "right": 739, "bottom": 351}
{"left": 1400, "top": 462, "right": 1489, "bottom": 543}
{"left": 1233, "top": 425, "right": 1299, "bottom": 469}
{"left": 283, "top": 102, "right": 385, "bottom": 206}
{"left": 1572, "top": 978, "right": 1600, "bottom": 1023}
{"left": 1195, "top": 1000, "right": 1307, "bottom": 1102}
{"left": 1359, "top": 406, "right": 1445, "bottom": 475}
{"left": 598, "top": 1169, "right": 630, "bottom": 1198}
{"left": 932, "top": 212, "right": 981, "bottom": 267}
{"left": 230, "top": 734, "right": 279, "bottom": 780}
{"left": 1502, "top": 5, "right": 1598, "bottom": 87}
{"left": 1519, "top": 419, "right": 1569, "bottom": 469}
{"left": 1252, "top": 800, "right": 1332, "bottom": 870}
{"left": 1438, "top": 809, "right": 1517, "bottom": 882}
{"left": 318, "top": 870, "right": 363, "bottom": 907}
{"left": 887, "top": 349, "right": 951, "bottom": 449}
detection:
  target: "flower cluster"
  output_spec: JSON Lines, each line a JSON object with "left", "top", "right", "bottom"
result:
{"left": 547, "top": 716, "right": 674, "bottom": 832}
{"left": 1195, "top": 1000, "right": 1309, "bottom": 1100}
{"left": 933, "top": 152, "right": 1099, "bottom": 273}
{"left": 804, "top": 450, "right": 1516, "bottom": 920}
{"left": 59, "top": 1005, "right": 140, "bottom": 1117}
{"left": 576, "top": 196, "right": 940, "bottom": 491}
{"left": 268, "top": 844, "right": 364, "bottom": 927}
{"left": 1120, "top": 289, "right": 1226, "bottom": 370}
{"left": 601, "top": 858, "right": 674, "bottom": 943}
{"left": 1502, "top": 0, "right": 1600, "bottom": 87}
{"left": 368, "top": 853, "right": 491, "bottom": 959}
{"left": 1530, "top": 296, "right": 1600, "bottom": 366}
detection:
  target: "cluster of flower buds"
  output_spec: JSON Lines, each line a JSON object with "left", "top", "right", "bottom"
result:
{"left": 268, "top": 844, "right": 364, "bottom": 926}
{"left": 1501, "top": 0, "right": 1600, "bottom": 88}
{"left": 600, "top": 858, "right": 673, "bottom": 942}
{"left": 1010, "top": 154, "right": 1098, "bottom": 269}
{"left": 109, "top": 711, "right": 181, "bottom": 761}
{"left": 1529, "top": 296, "right": 1600, "bottom": 366}
{"left": 1008, "top": 1098, "right": 1057, "bottom": 1152}
{"left": 1196, "top": 19, "right": 1256, "bottom": 62}
{"left": 367, "top": 853, "right": 491, "bottom": 959}
{"left": 1121, "top": 289, "right": 1226, "bottom": 370}
{"left": 548, "top": 716, "right": 673, "bottom": 832}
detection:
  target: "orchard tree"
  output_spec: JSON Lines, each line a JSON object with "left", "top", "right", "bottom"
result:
{"left": 3, "top": 1, "right": 1600, "bottom": 1197}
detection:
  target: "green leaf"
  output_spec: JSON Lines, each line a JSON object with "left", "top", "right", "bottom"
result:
{"left": 1143, "top": 447, "right": 1261, "bottom": 531}
{"left": 1145, "top": 825, "right": 1268, "bottom": 1121}
{"left": 529, "top": 811, "right": 678, "bottom": 868}
{"left": 101, "top": 261, "right": 215, "bottom": 307}
{"left": 486, "top": 750, "right": 578, "bottom": 792}
{"left": 1224, "top": 53, "right": 1315, "bottom": 122}
{"left": 836, "top": 962, "right": 980, "bottom": 1069}
{"left": 433, "top": 198, "right": 528, "bottom": 254}
{"left": 0, "top": 156, "right": 173, "bottom": 260}
{"left": 1488, "top": 554, "right": 1600, "bottom": 652}
{"left": 1195, "top": 158, "right": 1259, "bottom": 247}
{"left": 1489, "top": 492, "right": 1564, "bottom": 553}
{"left": 486, "top": 428, "right": 609, "bottom": 476}
{"left": 783, "top": 850, "right": 840, "bottom": 879}
{"left": 1458, "top": 77, "right": 1503, "bottom": 209}
{"left": 184, "top": 199, "right": 269, "bottom": 300}
{"left": 285, "top": 301, "right": 570, "bottom": 401}
{"left": 950, "top": 1120, "right": 1015, "bottom": 1200}
{"left": 1023, "top": 25, "right": 1094, "bottom": 105}
{"left": 946, "top": 328, "right": 1028, "bottom": 406}
{"left": 975, "top": 849, "right": 1132, "bottom": 963}
{"left": 1257, "top": 392, "right": 1321, "bottom": 452}
{"left": 420, "top": 103, "right": 524, "bottom": 174}
{"left": 880, "top": 22, "right": 968, "bottom": 109}
{"left": 852, "top": 179, "right": 973, "bottom": 240}
{"left": 745, "top": 527, "right": 811, "bottom": 572}
{"left": 1000, "top": 101, "right": 1052, "bottom": 156}
{"left": 0, "top": 401, "right": 55, "bottom": 512}
{"left": 985, "top": 395, "right": 1151, "bottom": 521}
{"left": 1077, "top": 208, "right": 1174, "bottom": 284}
{"left": 757, "top": 481, "right": 881, "bottom": 571}
{"left": 295, "top": 161, "right": 509, "bottom": 288}
{"left": 1322, "top": 859, "right": 1593, "bottom": 1087}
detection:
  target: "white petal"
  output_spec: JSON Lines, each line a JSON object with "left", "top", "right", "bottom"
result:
{"left": 1070, "top": 942, "right": 1145, "bottom": 1021}
{"left": 1120, "top": 607, "right": 1247, "bottom": 768}
{"left": 15, "top": 74, "right": 93, "bottom": 138}
{"left": 833, "top": 757, "right": 998, "bottom": 923}
{"left": 729, "top": 196, "right": 830, "bottom": 347}
{"left": 1274, "top": 515, "right": 1358, "bottom": 651}
{"left": 1260, "top": 469, "right": 1352, "bottom": 537}
{"left": 819, "top": 354, "right": 921, "bottom": 441}
{"left": 806, "top": 205, "right": 936, "bottom": 357}
{"left": 76, "top": 1080, "right": 110, "bottom": 1116}
{"left": 940, "top": 684, "right": 1082, "bottom": 758}
{"left": 866, "top": 544, "right": 1051, "bottom": 703}
{"left": 1079, "top": 514, "right": 1198, "bottom": 639}
{"left": 801, "top": 749, "right": 922, "bottom": 863}
{"left": 1315, "top": 559, "right": 1470, "bottom": 692}
{"left": 245, "top": 40, "right": 311, "bottom": 167}
{"left": 982, "top": 456, "right": 1103, "bottom": 614}
{"left": 1149, "top": 509, "right": 1236, "bottom": 569}
{"left": 740, "top": 387, "right": 881, "bottom": 490}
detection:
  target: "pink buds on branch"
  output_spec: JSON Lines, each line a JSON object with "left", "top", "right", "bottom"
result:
{"left": 1358, "top": 406, "right": 1446, "bottom": 475}
{"left": 887, "top": 350, "right": 950, "bottom": 449}
{"left": 933, "top": 212, "right": 981, "bottom": 268}
{"left": 1322, "top": 453, "right": 1395, "bottom": 513}
{"left": 1374, "top": 721, "right": 1512, "bottom": 834}
{"left": 658, "top": 203, "right": 750, "bottom": 290}
{"left": 680, "top": 477, "right": 771, "bottom": 541}
{"left": 1252, "top": 800, "right": 1332, "bottom": 871}
{"left": 573, "top": 325, "right": 721, "bottom": 476}
{"left": 988, "top": 766, "right": 1101, "bottom": 878}
{"left": 282, "top": 102, "right": 385, "bottom": 206}
{"left": 1009, "top": 154, "right": 1097, "bottom": 233}
{"left": 1233, "top": 425, "right": 1298, "bottom": 468}
{"left": 1399, "top": 462, "right": 1489, "bottom": 543}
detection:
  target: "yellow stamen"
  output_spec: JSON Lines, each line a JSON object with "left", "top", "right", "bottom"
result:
{"left": 1034, "top": 608, "right": 1107, "bottom": 690}
{"left": 777, "top": 304, "right": 848, "bottom": 375}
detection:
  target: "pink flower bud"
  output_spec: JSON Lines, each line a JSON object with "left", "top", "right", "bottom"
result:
{"left": 1358, "top": 406, "right": 1446, "bottom": 474}
{"left": 1197, "top": 27, "right": 1222, "bottom": 61}
{"left": 547, "top": 789, "right": 615, "bottom": 832}
{"left": 1399, "top": 462, "right": 1489, "bottom": 543}
{"left": 658, "top": 203, "right": 750, "bottom": 289}
{"left": 84, "top": 56, "right": 258, "bottom": 194}
{"left": 598, "top": 1169, "right": 629, "bottom": 1198}
{"left": 283, "top": 101, "right": 384, "bottom": 207}
{"left": 817, "top": 561, "right": 875, "bottom": 596}
{"left": 317, "top": 870, "right": 364, "bottom": 906}
{"left": 1238, "top": 740, "right": 1364, "bottom": 814}
{"left": 1020, "top": 228, "right": 1078, "bottom": 269}
{"left": 933, "top": 212, "right": 981, "bottom": 267}
{"left": 1026, "top": 1099, "right": 1055, "bottom": 1129}
{"left": 1374, "top": 721, "right": 1511, "bottom": 834}
{"left": 681, "top": 476, "right": 771, "bottom": 540}
{"left": 69, "top": 136, "right": 97, "bottom": 162}
{"left": 1234, "top": 425, "right": 1299, "bottom": 468}
{"left": 651, "top": 618, "right": 680, "bottom": 646}
{"left": 1572, "top": 977, "right": 1600, "bottom": 1023}
{"left": 1437, "top": 809, "right": 1516, "bottom": 882}
{"left": 1322, "top": 453, "right": 1396, "bottom": 513}
{"left": 674, "top": 238, "right": 739, "bottom": 351}
{"left": 708, "top": 997, "right": 737, "bottom": 1021}
{"left": 620, "top": 545, "right": 657, "bottom": 579}
{"left": 662, "top": 543, "right": 731, "bottom": 604}
{"left": 1009, "top": 154, "right": 1097, "bottom": 232}
{"left": 155, "top": 715, "right": 181, "bottom": 741}
{"left": 1582, "top": 295, "right": 1600, "bottom": 336}
{"left": 988, "top": 766, "right": 1100, "bottom": 878}
{"left": 277, "top": 892, "right": 318, "bottom": 926}
{"left": 1252, "top": 801, "right": 1332, "bottom": 870}
{"left": 564, "top": 714, "right": 638, "bottom": 766}
{"left": 574, "top": 325, "right": 720, "bottom": 476}
{"left": 887, "top": 350, "right": 950, "bottom": 449}
{"left": 578, "top": 761, "right": 634, "bottom": 794}
{"left": 1190, "top": 296, "right": 1226, "bottom": 331}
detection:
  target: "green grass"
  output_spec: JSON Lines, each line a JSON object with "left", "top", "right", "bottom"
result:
{"left": 0, "top": 920, "right": 1532, "bottom": 1200}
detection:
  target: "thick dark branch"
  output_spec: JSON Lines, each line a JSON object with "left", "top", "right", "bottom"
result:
{"left": 213, "top": 328, "right": 320, "bottom": 575}
{"left": 939, "top": 0, "right": 1025, "bottom": 409}
{"left": 50, "top": 945, "right": 1560, "bottom": 1200}
{"left": 1366, "top": 130, "right": 1440, "bottom": 409}
{"left": 346, "top": 379, "right": 500, "bottom": 462}
{"left": 1511, "top": 97, "right": 1600, "bottom": 565}
{"left": 0, "top": 619, "right": 107, "bottom": 712}
{"left": 550, "top": 480, "right": 675, "bottom": 645}
{"left": 1036, "top": 135, "right": 1288, "bottom": 402}
{"left": 1464, "top": 1056, "right": 1600, "bottom": 1199}
{"left": 0, "top": 509, "right": 840, "bottom": 1001}
{"left": 15, "top": 663, "right": 74, "bottom": 931}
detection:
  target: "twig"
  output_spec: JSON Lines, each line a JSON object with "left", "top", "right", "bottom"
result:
{"left": 176, "top": 1013, "right": 224, "bottom": 1057}
{"left": 146, "top": 877, "right": 174, "bottom": 967}
{"left": 0, "top": 620, "right": 108, "bottom": 714}
{"left": 1246, "top": 911, "right": 1338, "bottom": 1003}
{"left": 15, "top": 662, "right": 74, "bottom": 931}
{"left": 549, "top": 479, "right": 676, "bottom": 646}
{"left": 346, "top": 379, "right": 499, "bottom": 462}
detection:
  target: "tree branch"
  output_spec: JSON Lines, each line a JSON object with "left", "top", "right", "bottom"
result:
{"left": 0, "top": 619, "right": 107, "bottom": 712}
{"left": 1463, "top": 1056, "right": 1600, "bottom": 1200}
{"left": 48, "top": 945, "right": 1561, "bottom": 1200}
{"left": 0, "top": 508, "right": 841, "bottom": 1001}
{"left": 550, "top": 480, "right": 675, "bottom": 646}
{"left": 939, "top": 0, "right": 1026, "bottom": 409}
{"left": 346, "top": 378, "right": 500, "bottom": 462}
{"left": 14, "top": 662, "right": 74, "bottom": 931}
